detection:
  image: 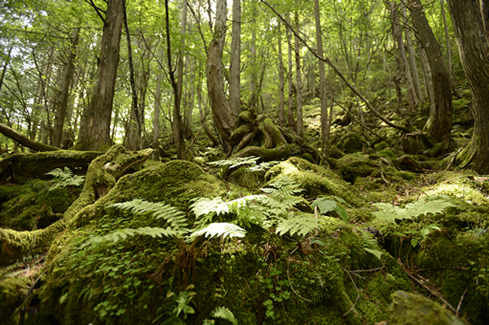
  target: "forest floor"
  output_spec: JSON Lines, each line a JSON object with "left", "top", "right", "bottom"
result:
{"left": 0, "top": 101, "right": 488, "bottom": 325}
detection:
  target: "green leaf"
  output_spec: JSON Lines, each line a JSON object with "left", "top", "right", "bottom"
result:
{"left": 364, "top": 248, "right": 383, "bottom": 260}
{"left": 275, "top": 215, "right": 318, "bottom": 237}
{"left": 211, "top": 306, "right": 238, "bottom": 325}
{"left": 190, "top": 223, "right": 246, "bottom": 239}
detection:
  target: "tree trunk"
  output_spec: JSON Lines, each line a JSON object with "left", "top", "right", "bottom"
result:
{"left": 229, "top": 0, "right": 241, "bottom": 116}
{"left": 153, "top": 47, "right": 164, "bottom": 159}
{"left": 0, "top": 123, "right": 60, "bottom": 153}
{"left": 206, "top": 0, "right": 236, "bottom": 151}
{"left": 286, "top": 19, "right": 295, "bottom": 131}
{"left": 294, "top": 11, "right": 303, "bottom": 137}
{"left": 278, "top": 21, "right": 285, "bottom": 128}
{"left": 447, "top": 0, "right": 489, "bottom": 174}
{"left": 76, "top": 0, "right": 124, "bottom": 151}
{"left": 401, "top": 3, "right": 423, "bottom": 102}
{"left": 52, "top": 28, "right": 80, "bottom": 148}
{"left": 409, "top": 0, "right": 452, "bottom": 151}
{"left": 123, "top": 0, "right": 142, "bottom": 151}
{"left": 391, "top": 2, "right": 419, "bottom": 111}
{"left": 314, "top": 0, "right": 329, "bottom": 157}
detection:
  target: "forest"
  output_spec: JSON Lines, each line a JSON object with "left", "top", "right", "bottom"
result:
{"left": 0, "top": 0, "right": 488, "bottom": 324}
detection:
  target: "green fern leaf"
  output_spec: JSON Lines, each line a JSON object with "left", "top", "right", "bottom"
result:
{"left": 211, "top": 307, "right": 238, "bottom": 325}
{"left": 275, "top": 215, "right": 318, "bottom": 237}
{"left": 190, "top": 197, "right": 228, "bottom": 218}
{"left": 190, "top": 223, "right": 246, "bottom": 239}
{"left": 109, "top": 199, "right": 188, "bottom": 232}
{"left": 45, "top": 167, "right": 85, "bottom": 189}
{"left": 81, "top": 227, "right": 179, "bottom": 248}
{"left": 372, "top": 198, "right": 455, "bottom": 223}
{"left": 207, "top": 156, "right": 260, "bottom": 169}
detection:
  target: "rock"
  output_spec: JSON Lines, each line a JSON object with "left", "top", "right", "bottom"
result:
{"left": 388, "top": 291, "right": 465, "bottom": 325}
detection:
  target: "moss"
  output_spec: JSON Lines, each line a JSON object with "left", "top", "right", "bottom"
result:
{"left": 335, "top": 153, "right": 380, "bottom": 184}
{"left": 0, "top": 276, "right": 31, "bottom": 324}
{"left": 265, "top": 157, "right": 360, "bottom": 206}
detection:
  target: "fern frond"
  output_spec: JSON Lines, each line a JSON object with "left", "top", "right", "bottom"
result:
{"left": 109, "top": 199, "right": 188, "bottom": 231}
{"left": 207, "top": 156, "right": 259, "bottom": 169}
{"left": 81, "top": 227, "right": 179, "bottom": 248}
{"left": 45, "top": 167, "right": 85, "bottom": 189}
{"left": 211, "top": 306, "right": 238, "bottom": 325}
{"left": 361, "top": 231, "right": 383, "bottom": 260}
{"left": 247, "top": 161, "right": 279, "bottom": 172}
{"left": 190, "top": 197, "right": 229, "bottom": 218}
{"left": 261, "top": 176, "right": 304, "bottom": 197}
{"left": 275, "top": 215, "right": 318, "bottom": 237}
{"left": 190, "top": 223, "right": 246, "bottom": 239}
{"left": 372, "top": 198, "right": 455, "bottom": 223}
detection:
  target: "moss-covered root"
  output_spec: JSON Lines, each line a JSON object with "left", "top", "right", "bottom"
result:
{"left": 63, "top": 144, "right": 153, "bottom": 221}
{"left": 0, "top": 216, "right": 65, "bottom": 265}
{"left": 0, "top": 145, "right": 152, "bottom": 266}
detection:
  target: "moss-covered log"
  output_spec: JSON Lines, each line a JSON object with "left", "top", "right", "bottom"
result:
{"left": 0, "top": 122, "right": 61, "bottom": 152}
{"left": 0, "top": 145, "right": 152, "bottom": 265}
{"left": 0, "top": 150, "right": 102, "bottom": 184}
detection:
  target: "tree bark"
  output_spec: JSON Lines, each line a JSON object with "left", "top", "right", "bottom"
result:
{"left": 153, "top": 46, "right": 164, "bottom": 159}
{"left": 390, "top": 2, "right": 420, "bottom": 111}
{"left": 229, "top": 0, "right": 241, "bottom": 116}
{"left": 52, "top": 28, "right": 80, "bottom": 148}
{"left": 294, "top": 11, "right": 303, "bottom": 138}
{"left": 447, "top": 0, "right": 489, "bottom": 174}
{"left": 76, "top": 0, "right": 124, "bottom": 151}
{"left": 314, "top": 0, "right": 329, "bottom": 157}
{"left": 278, "top": 21, "right": 285, "bottom": 128}
{"left": 286, "top": 19, "right": 295, "bottom": 131}
{"left": 401, "top": 3, "right": 423, "bottom": 103}
{"left": 123, "top": 0, "right": 142, "bottom": 151}
{"left": 409, "top": 0, "right": 452, "bottom": 151}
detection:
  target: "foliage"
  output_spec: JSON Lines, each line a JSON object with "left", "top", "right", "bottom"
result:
{"left": 45, "top": 167, "right": 84, "bottom": 190}
{"left": 371, "top": 196, "right": 456, "bottom": 224}
{"left": 312, "top": 196, "right": 349, "bottom": 222}
{"left": 206, "top": 306, "right": 238, "bottom": 325}
{"left": 275, "top": 215, "right": 319, "bottom": 237}
{"left": 190, "top": 222, "right": 246, "bottom": 239}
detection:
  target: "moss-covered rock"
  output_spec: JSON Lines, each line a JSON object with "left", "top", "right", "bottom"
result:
{"left": 0, "top": 276, "right": 31, "bottom": 324}
{"left": 265, "top": 157, "right": 360, "bottom": 205}
{"left": 388, "top": 291, "right": 465, "bottom": 325}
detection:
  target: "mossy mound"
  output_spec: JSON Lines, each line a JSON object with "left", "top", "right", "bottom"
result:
{"left": 0, "top": 276, "right": 31, "bottom": 324}
{"left": 0, "top": 180, "right": 81, "bottom": 230}
{"left": 265, "top": 157, "right": 360, "bottom": 205}
{"left": 334, "top": 153, "right": 384, "bottom": 184}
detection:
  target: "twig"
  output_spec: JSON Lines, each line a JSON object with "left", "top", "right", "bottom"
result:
{"left": 347, "top": 266, "right": 386, "bottom": 273}
{"left": 286, "top": 260, "right": 311, "bottom": 302}
{"left": 342, "top": 267, "right": 360, "bottom": 316}
{"left": 456, "top": 286, "right": 469, "bottom": 317}
{"left": 12, "top": 270, "right": 46, "bottom": 324}
{"left": 445, "top": 148, "right": 463, "bottom": 171}
{"left": 404, "top": 269, "right": 457, "bottom": 313}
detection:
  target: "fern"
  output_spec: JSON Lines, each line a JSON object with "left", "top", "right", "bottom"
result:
{"left": 109, "top": 199, "right": 188, "bottom": 232}
{"left": 81, "top": 227, "right": 178, "bottom": 248}
{"left": 275, "top": 215, "right": 318, "bottom": 237}
{"left": 372, "top": 197, "right": 456, "bottom": 224}
{"left": 211, "top": 306, "right": 238, "bottom": 325}
{"left": 207, "top": 156, "right": 260, "bottom": 169}
{"left": 45, "top": 167, "right": 85, "bottom": 189}
{"left": 360, "top": 231, "right": 383, "bottom": 260}
{"left": 190, "top": 223, "right": 246, "bottom": 239}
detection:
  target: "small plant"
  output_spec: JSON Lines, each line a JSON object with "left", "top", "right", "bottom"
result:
{"left": 312, "top": 196, "right": 349, "bottom": 222}
{"left": 45, "top": 167, "right": 84, "bottom": 190}
{"left": 203, "top": 306, "right": 238, "bottom": 325}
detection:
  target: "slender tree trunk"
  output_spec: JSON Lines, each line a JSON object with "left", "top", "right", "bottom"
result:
{"left": 123, "top": 0, "right": 141, "bottom": 151}
{"left": 0, "top": 46, "right": 12, "bottom": 91}
{"left": 286, "top": 19, "right": 295, "bottom": 131}
{"left": 165, "top": 0, "right": 186, "bottom": 159}
{"left": 391, "top": 2, "right": 419, "bottom": 110}
{"left": 447, "top": 0, "right": 489, "bottom": 173}
{"left": 419, "top": 44, "right": 435, "bottom": 109}
{"left": 278, "top": 21, "right": 285, "bottom": 128}
{"left": 153, "top": 46, "right": 164, "bottom": 159}
{"left": 229, "top": 0, "right": 241, "bottom": 116}
{"left": 401, "top": 3, "right": 423, "bottom": 102}
{"left": 314, "top": 0, "right": 329, "bottom": 157}
{"left": 250, "top": 3, "right": 257, "bottom": 109}
{"left": 294, "top": 11, "right": 303, "bottom": 137}
{"left": 52, "top": 28, "right": 80, "bottom": 148}
{"left": 77, "top": 0, "right": 124, "bottom": 151}
{"left": 409, "top": 0, "right": 452, "bottom": 151}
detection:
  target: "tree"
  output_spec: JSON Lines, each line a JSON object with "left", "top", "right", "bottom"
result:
{"left": 408, "top": 0, "right": 452, "bottom": 152}
{"left": 229, "top": 0, "right": 241, "bottom": 116}
{"left": 76, "top": 0, "right": 124, "bottom": 151}
{"left": 314, "top": 0, "right": 329, "bottom": 156}
{"left": 447, "top": 0, "right": 489, "bottom": 173}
